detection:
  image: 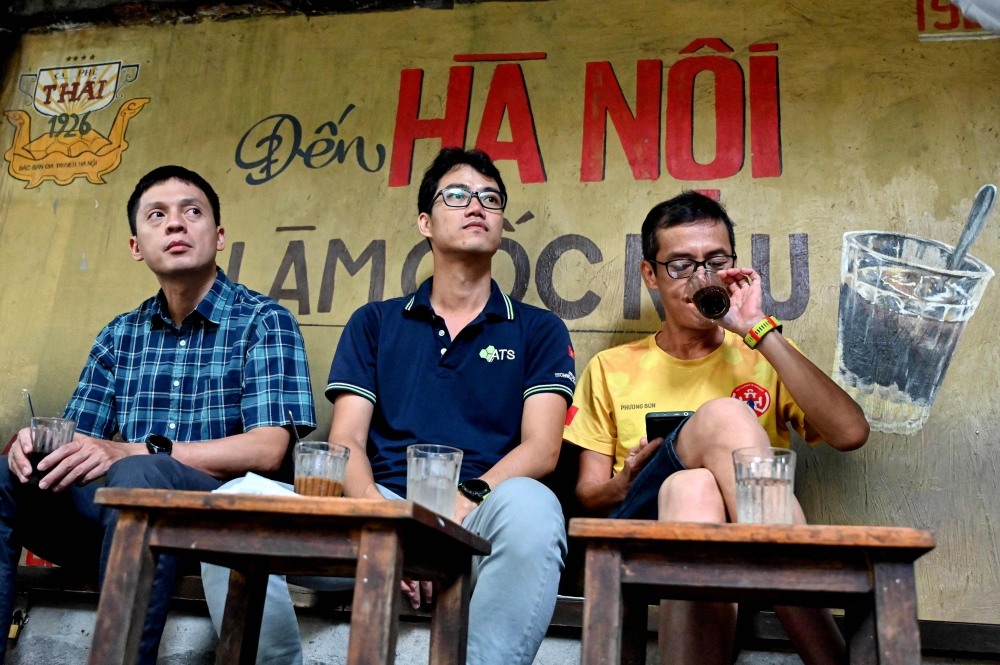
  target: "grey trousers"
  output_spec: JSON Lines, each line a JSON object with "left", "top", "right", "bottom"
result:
{"left": 201, "top": 477, "right": 568, "bottom": 665}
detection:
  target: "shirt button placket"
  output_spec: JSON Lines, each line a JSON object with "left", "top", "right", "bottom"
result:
{"left": 170, "top": 332, "right": 188, "bottom": 438}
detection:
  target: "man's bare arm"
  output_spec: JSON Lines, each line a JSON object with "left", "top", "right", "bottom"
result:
{"left": 10, "top": 425, "right": 292, "bottom": 491}
{"left": 328, "top": 393, "right": 381, "bottom": 500}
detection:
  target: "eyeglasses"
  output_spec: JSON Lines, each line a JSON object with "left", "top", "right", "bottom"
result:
{"left": 648, "top": 255, "right": 737, "bottom": 279}
{"left": 433, "top": 187, "right": 506, "bottom": 211}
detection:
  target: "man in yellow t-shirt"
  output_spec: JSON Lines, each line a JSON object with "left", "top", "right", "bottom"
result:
{"left": 564, "top": 192, "right": 870, "bottom": 665}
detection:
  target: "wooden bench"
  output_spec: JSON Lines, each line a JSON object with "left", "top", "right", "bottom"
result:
{"left": 569, "top": 519, "right": 935, "bottom": 665}
{"left": 88, "top": 488, "right": 490, "bottom": 665}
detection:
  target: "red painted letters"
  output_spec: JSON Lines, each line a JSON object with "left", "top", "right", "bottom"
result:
{"left": 474, "top": 64, "right": 546, "bottom": 183}
{"left": 389, "top": 67, "right": 474, "bottom": 187}
{"left": 749, "top": 55, "right": 781, "bottom": 178}
{"left": 666, "top": 55, "right": 745, "bottom": 181}
{"left": 580, "top": 60, "right": 662, "bottom": 182}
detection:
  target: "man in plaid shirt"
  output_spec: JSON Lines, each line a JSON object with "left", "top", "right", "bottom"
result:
{"left": 0, "top": 165, "right": 316, "bottom": 664}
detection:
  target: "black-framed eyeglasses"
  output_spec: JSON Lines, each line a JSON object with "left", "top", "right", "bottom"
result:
{"left": 433, "top": 186, "right": 506, "bottom": 211}
{"left": 648, "top": 254, "right": 737, "bottom": 279}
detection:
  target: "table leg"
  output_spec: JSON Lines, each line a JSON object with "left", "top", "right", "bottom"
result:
{"left": 872, "top": 562, "right": 921, "bottom": 665}
{"left": 621, "top": 593, "right": 648, "bottom": 665}
{"left": 87, "top": 510, "right": 156, "bottom": 665}
{"left": 215, "top": 563, "right": 269, "bottom": 665}
{"left": 348, "top": 525, "right": 403, "bottom": 665}
{"left": 581, "top": 543, "right": 624, "bottom": 665}
{"left": 845, "top": 601, "right": 877, "bottom": 665}
{"left": 428, "top": 565, "right": 472, "bottom": 665}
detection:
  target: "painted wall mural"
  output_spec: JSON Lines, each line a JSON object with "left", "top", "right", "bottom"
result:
{"left": 4, "top": 60, "right": 148, "bottom": 187}
{"left": 2, "top": 0, "right": 1000, "bottom": 624}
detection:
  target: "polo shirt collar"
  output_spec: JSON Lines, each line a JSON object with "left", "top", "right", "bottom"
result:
{"left": 151, "top": 267, "right": 233, "bottom": 328}
{"left": 404, "top": 277, "right": 515, "bottom": 322}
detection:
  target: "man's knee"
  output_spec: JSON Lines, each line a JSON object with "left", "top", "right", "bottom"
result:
{"left": 106, "top": 454, "right": 181, "bottom": 489}
{"left": 681, "top": 398, "right": 769, "bottom": 453}
{"left": 479, "top": 478, "right": 567, "bottom": 559}
{"left": 657, "top": 469, "right": 726, "bottom": 522}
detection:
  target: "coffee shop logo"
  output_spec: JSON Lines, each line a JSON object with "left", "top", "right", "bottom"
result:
{"left": 3, "top": 60, "right": 149, "bottom": 188}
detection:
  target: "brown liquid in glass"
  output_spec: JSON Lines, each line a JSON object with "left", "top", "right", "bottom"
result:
{"left": 294, "top": 477, "right": 344, "bottom": 497}
{"left": 693, "top": 285, "right": 730, "bottom": 319}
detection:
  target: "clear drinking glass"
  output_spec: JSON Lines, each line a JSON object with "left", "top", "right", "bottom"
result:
{"left": 406, "top": 444, "right": 463, "bottom": 517}
{"left": 293, "top": 442, "right": 350, "bottom": 497}
{"left": 29, "top": 417, "right": 76, "bottom": 485}
{"left": 833, "top": 232, "right": 993, "bottom": 435}
{"left": 733, "top": 447, "right": 796, "bottom": 524}
{"left": 687, "top": 269, "right": 731, "bottom": 320}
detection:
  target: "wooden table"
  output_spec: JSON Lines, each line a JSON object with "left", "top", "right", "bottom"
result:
{"left": 569, "top": 519, "right": 935, "bottom": 665}
{"left": 88, "top": 488, "right": 491, "bottom": 665}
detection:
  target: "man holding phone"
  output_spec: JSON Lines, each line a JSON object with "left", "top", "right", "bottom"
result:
{"left": 563, "top": 192, "right": 870, "bottom": 665}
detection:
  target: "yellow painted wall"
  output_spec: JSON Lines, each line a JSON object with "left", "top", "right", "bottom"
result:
{"left": 2, "top": 0, "right": 1000, "bottom": 622}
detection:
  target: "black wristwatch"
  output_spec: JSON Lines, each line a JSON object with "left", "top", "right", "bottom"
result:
{"left": 458, "top": 479, "right": 491, "bottom": 505}
{"left": 146, "top": 434, "right": 173, "bottom": 456}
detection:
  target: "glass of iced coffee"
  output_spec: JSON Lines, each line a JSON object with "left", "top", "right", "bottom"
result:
{"left": 294, "top": 442, "right": 350, "bottom": 497}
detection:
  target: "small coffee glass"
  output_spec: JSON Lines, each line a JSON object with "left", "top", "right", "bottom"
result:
{"left": 29, "top": 417, "right": 76, "bottom": 485}
{"left": 687, "top": 270, "right": 731, "bottom": 320}
{"left": 293, "top": 442, "right": 350, "bottom": 497}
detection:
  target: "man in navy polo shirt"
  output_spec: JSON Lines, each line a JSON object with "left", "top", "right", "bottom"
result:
{"left": 329, "top": 148, "right": 574, "bottom": 665}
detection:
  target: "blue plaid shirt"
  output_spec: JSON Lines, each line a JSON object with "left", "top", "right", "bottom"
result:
{"left": 64, "top": 268, "right": 316, "bottom": 445}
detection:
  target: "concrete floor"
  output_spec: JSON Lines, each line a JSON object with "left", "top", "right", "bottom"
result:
{"left": 5, "top": 597, "right": 997, "bottom": 665}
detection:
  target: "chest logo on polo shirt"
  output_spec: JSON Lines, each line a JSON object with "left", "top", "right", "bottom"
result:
{"left": 731, "top": 382, "right": 771, "bottom": 417}
{"left": 480, "top": 345, "right": 515, "bottom": 362}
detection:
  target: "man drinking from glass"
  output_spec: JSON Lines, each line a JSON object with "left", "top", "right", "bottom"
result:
{"left": 564, "top": 192, "right": 870, "bottom": 665}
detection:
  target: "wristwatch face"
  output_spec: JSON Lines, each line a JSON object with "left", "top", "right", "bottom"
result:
{"left": 146, "top": 434, "right": 173, "bottom": 455}
{"left": 461, "top": 479, "right": 490, "bottom": 496}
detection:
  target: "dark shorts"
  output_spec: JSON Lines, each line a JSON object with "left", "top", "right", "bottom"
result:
{"left": 608, "top": 415, "right": 691, "bottom": 520}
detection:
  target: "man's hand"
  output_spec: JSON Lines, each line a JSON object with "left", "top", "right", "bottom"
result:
{"left": 718, "top": 267, "right": 765, "bottom": 337}
{"left": 35, "top": 435, "right": 140, "bottom": 491}
{"left": 7, "top": 427, "right": 35, "bottom": 484}
{"left": 617, "top": 436, "right": 663, "bottom": 489}
{"left": 453, "top": 493, "right": 477, "bottom": 526}
{"left": 401, "top": 579, "right": 433, "bottom": 610}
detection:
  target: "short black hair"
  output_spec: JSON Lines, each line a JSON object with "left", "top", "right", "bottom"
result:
{"left": 641, "top": 191, "right": 736, "bottom": 263}
{"left": 417, "top": 148, "right": 506, "bottom": 216}
{"left": 127, "top": 165, "right": 220, "bottom": 236}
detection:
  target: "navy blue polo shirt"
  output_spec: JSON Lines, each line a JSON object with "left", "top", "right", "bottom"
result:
{"left": 326, "top": 278, "right": 576, "bottom": 496}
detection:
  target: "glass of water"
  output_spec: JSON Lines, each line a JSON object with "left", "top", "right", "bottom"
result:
{"left": 733, "top": 447, "right": 796, "bottom": 524}
{"left": 406, "top": 444, "right": 463, "bottom": 518}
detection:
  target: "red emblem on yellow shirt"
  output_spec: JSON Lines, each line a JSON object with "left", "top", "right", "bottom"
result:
{"left": 731, "top": 382, "right": 770, "bottom": 416}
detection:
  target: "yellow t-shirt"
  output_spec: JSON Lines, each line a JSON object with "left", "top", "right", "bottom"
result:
{"left": 563, "top": 331, "right": 820, "bottom": 474}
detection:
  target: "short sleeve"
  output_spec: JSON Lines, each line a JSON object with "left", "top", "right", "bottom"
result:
{"left": 64, "top": 325, "right": 119, "bottom": 439}
{"left": 777, "top": 338, "right": 822, "bottom": 445}
{"left": 326, "top": 304, "right": 381, "bottom": 404}
{"left": 241, "top": 307, "right": 317, "bottom": 437}
{"left": 522, "top": 311, "right": 576, "bottom": 405}
{"left": 562, "top": 354, "right": 617, "bottom": 458}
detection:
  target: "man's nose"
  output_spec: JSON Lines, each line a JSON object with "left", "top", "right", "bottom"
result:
{"left": 165, "top": 211, "right": 186, "bottom": 232}
{"left": 465, "top": 195, "right": 486, "bottom": 216}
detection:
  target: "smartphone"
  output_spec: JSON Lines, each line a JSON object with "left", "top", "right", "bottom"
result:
{"left": 645, "top": 411, "right": 693, "bottom": 442}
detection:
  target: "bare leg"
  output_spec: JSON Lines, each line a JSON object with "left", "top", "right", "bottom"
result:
{"left": 671, "top": 399, "right": 846, "bottom": 665}
{"left": 773, "top": 501, "right": 847, "bottom": 665}
{"left": 672, "top": 397, "right": 771, "bottom": 520}
{"left": 657, "top": 470, "right": 737, "bottom": 665}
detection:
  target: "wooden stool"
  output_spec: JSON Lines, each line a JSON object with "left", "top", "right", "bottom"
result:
{"left": 87, "top": 488, "right": 491, "bottom": 665}
{"left": 569, "top": 519, "right": 935, "bottom": 665}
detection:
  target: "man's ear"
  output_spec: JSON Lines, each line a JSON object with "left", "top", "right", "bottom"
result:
{"left": 128, "top": 236, "right": 144, "bottom": 263}
{"left": 640, "top": 259, "right": 659, "bottom": 289}
{"left": 216, "top": 225, "right": 226, "bottom": 252}
{"left": 417, "top": 212, "right": 433, "bottom": 240}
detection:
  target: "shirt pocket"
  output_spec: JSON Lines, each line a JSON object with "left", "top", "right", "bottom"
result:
{"left": 195, "top": 363, "right": 244, "bottom": 439}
